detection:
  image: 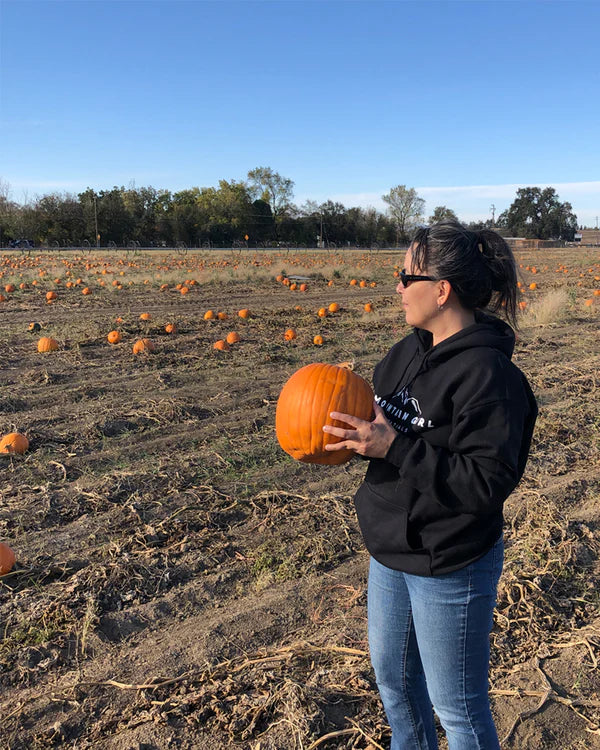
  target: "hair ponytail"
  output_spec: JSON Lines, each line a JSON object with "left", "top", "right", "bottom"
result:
{"left": 477, "top": 229, "right": 518, "bottom": 328}
{"left": 410, "top": 221, "right": 520, "bottom": 329}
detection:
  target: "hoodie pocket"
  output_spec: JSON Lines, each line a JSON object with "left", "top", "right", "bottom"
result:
{"left": 354, "top": 480, "right": 421, "bottom": 557}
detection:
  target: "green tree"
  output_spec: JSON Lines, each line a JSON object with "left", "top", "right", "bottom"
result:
{"left": 36, "top": 193, "right": 84, "bottom": 244}
{"left": 246, "top": 167, "right": 294, "bottom": 224}
{"left": 428, "top": 205, "right": 458, "bottom": 224}
{"left": 382, "top": 185, "right": 425, "bottom": 243}
{"left": 122, "top": 186, "right": 171, "bottom": 245}
{"left": 501, "top": 187, "right": 578, "bottom": 240}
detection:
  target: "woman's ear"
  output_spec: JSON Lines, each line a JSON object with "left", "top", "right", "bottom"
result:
{"left": 437, "top": 279, "right": 452, "bottom": 306}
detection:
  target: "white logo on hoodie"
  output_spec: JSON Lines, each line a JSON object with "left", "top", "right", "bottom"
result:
{"left": 375, "top": 386, "right": 435, "bottom": 432}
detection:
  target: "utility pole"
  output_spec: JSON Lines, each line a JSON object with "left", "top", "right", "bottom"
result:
{"left": 94, "top": 196, "right": 99, "bottom": 247}
{"left": 490, "top": 204, "right": 496, "bottom": 225}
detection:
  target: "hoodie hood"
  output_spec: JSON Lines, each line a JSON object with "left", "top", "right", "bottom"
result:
{"left": 414, "top": 311, "right": 515, "bottom": 364}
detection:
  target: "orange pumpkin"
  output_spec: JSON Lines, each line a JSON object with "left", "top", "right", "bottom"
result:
{"left": 317, "top": 307, "right": 327, "bottom": 318}
{"left": 328, "top": 302, "right": 340, "bottom": 313}
{"left": 132, "top": 338, "right": 156, "bottom": 354}
{"left": 107, "top": 330, "right": 121, "bottom": 344}
{"left": 0, "top": 542, "right": 16, "bottom": 575}
{"left": 46, "top": 290, "right": 57, "bottom": 302}
{"left": 275, "top": 362, "right": 374, "bottom": 465}
{"left": 213, "top": 339, "right": 230, "bottom": 351}
{"left": 529, "top": 282, "right": 537, "bottom": 291}
{"left": 4, "top": 284, "right": 15, "bottom": 293}
{"left": 364, "top": 303, "right": 374, "bottom": 313}
{"left": 0, "top": 432, "right": 29, "bottom": 455}
{"left": 165, "top": 323, "right": 178, "bottom": 334}
{"left": 217, "top": 311, "right": 228, "bottom": 320}
{"left": 204, "top": 310, "right": 215, "bottom": 320}
{"left": 313, "top": 335, "right": 324, "bottom": 346}
{"left": 37, "top": 336, "right": 59, "bottom": 352}
{"left": 226, "top": 331, "right": 241, "bottom": 344}
{"left": 238, "top": 309, "right": 250, "bottom": 319}
{"left": 284, "top": 328, "right": 297, "bottom": 341}
{"left": 82, "top": 287, "right": 92, "bottom": 295}
{"left": 139, "top": 312, "right": 151, "bottom": 321}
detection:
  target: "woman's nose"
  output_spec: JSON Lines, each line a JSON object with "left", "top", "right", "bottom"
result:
{"left": 396, "top": 282, "right": 404, "bottom": 295}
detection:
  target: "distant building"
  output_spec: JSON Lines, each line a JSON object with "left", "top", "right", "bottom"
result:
{"left": 504, "top": 238, "right": 563, "bottom": 250}
{"left": 575, "top": 229, "right": 600, "bottom": 245}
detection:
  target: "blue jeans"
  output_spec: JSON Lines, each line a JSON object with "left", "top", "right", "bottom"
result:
{"left": 368, "top": 536, "right": 503, "bottom": 750}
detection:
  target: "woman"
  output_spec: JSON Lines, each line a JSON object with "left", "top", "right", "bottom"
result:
{"left": 322, "top": 222, "right": 538, "bottom": 750}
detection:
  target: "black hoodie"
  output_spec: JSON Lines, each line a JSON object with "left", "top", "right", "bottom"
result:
{"left": 353, "top": 312, "right": 538, "bottom": 576}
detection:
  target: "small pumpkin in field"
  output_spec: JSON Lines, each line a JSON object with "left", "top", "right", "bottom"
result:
{"left": 139, "top": 312, "right": 151, "bottom": 321}
{"left": 317, "top": 307, "right": 327, "bottom": 318}
{"left": 46, "top": 290, "right": 57, "bottom": 302}
{"left": 238, "top": 308, "right": 250, "bottom": 319}
{"left": 37, "top": 336, "right": 59, "bottom": 352}
{"left": 226, "top": 331, "right": 241, "bottom": 344}
{"left": 82, "top": 287, "right": 92, "bottom": 295}
{"left": 0, "top": 542, "right": 16, "bottom": 575}
{"left": 217, "top": 311, "right": 228, "bottom": 320}
{"left": 328, "top": 302, "right": 339, "bottom": 313}
{"left": 180, "top": 286, "right": 189, "bottom": 295}
{"left": 132, "top": 338, "right": 155, "bottom": 354}
{"left": 204, "top": 310, "right": 215, "bottom": 320}
{"left": 0, "top": 432, "right": 29, "bottom": 455}
{"left": 28, "top": 322, "right": 41, "bottom": 333}
{"left": 313, "top": 335, "right": 324, "bottom": 346}
{"left": 107, "top": 330, "right": 121, "bottom": 344}
{"left": 165, "top": 323, "right": 178, "bottom": 334}
{"left": 4, "top": 284, "right": 15, "bottom": 293}
{"left": 364, "top": 303, "right": 374, "bottom": 313}
{"left": 276, "top": 362, "right": 374, "bottom": 465}
{"left": 213, "top": 339, "right": 230, "bottom": 351}
{"left": 284, "top": 328, "right": 297, "bottom": 341}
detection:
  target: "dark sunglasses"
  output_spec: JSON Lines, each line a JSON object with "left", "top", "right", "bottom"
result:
{"left": 399, "top": 268, "right": 437, "bottom": 287}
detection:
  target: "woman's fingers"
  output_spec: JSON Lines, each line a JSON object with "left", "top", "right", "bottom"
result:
{"left": 329, "top": 411, "right": 362, "bottom": 427}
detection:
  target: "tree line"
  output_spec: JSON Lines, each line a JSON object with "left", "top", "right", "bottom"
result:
{"left": 0, "top": 169, "right": 579, "bottom": 248}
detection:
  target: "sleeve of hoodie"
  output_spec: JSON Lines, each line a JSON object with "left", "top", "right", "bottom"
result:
{"left": 383, "top": 354, "right": 537, "bottom": 516}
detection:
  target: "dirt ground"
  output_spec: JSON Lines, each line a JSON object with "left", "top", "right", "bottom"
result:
{"left": 1, "top": 247, "right": 599, "bottom": 749}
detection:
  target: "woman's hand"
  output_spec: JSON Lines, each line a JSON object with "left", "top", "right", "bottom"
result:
{"left": 322, "top": 401, "right": 397, "bottom": 459}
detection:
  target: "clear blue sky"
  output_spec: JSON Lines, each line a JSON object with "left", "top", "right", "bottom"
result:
{"left": 1, "top": 0, "right": 599, "bottom": 225}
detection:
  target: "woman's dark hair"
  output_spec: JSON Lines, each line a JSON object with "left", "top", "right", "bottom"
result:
{"left": 410, "top": 221, "right": 519, "bottom": 328}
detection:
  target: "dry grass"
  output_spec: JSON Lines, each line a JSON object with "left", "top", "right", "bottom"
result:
{"left": 0, "top": 246, "right": 599, "bottom": 749}
{"left": 523, "top": 288, "right": 571, "bottom": 326}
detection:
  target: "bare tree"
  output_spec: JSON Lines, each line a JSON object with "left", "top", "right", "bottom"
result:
{"left": 382, "top": 185, "right": 425, "bottom": 242}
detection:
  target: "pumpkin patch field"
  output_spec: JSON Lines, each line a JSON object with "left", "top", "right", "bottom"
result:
{"left": 1, "top": 247, "right": 599, "bottom": 749}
